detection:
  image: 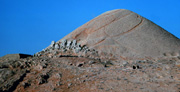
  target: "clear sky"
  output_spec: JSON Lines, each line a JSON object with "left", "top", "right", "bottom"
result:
{"left": 0, "top": 0, "right": 180, "bottom": 57}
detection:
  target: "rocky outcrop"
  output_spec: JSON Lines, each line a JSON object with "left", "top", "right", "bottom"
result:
{"left": 0, "top": 59, "right": 30, "bottom": 92}
{"left": 0, "top": 54, "right": 32, "bottom": 60}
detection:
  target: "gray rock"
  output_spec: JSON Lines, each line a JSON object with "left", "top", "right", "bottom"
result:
{"left": 0, "top": 69, "right": 26, "bottom": 92}
{"left": 53, "top": 51, "right": 58, "bottom": 55}
{"left": 38, "top": 74, "right": 49, "bottom": 84}
{"left": 55, "top": 44, "right": 60, "bottom": 49}
{"left": 56, "top": 81, "right": 63, "bottom": 86}
{"left": 77, "top": 43, "right": 81, "bottom": 47}
{"left": 50, "top": 41, "right": 56, "bottom": 48}
{"left": 37, "top": 53, "right": 41, "bottom": 57}
{"left": 66, "top": 40, "right": 72, "bottom": 49}
{"left": 75, "top": 47, "right": 82, "bottom": 53}
{"left": 68, "top": 83, "right": 72, "bottom": 88}
{"left": 62, "top": 48, "right": 67, "bottom": 52}
{"left": 0, "top": 69, "right": 14, "bottom": 82}
{"left": 84, "top": 48, "right": 90, "bottom": 53}
{"left": 175, "top": 61, "right": 180, "bottom": 66}
{"left": 76, "top": 62, "right": 84, "bottom": 67}
{"left": 72, "top": 40, "right": 77, "bottom": 48}
{"left": 136, "top": 60, "right": 146, "bottom": 63}
{"left": 42, "top": 49, "right": 45, "bottom": 52}
{"left": 74, "top": 43, "right": 82, "bottom": 53}
{"left": 56, "top": 73, "right": 62, "bottom": 78}
{"left": 60, "top": 39, "right": 67, "bottom": 48}
{"left": 122, "top": 61, "right": 128, "bottom": 65}
{"left": 121, "top": 61, "right": 128, "bottom": 67}
{"left": 89, "top": 61, "right": 95, "bottom": 64}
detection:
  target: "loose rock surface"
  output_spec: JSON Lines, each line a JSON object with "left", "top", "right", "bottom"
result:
{"left": 0, "top": 54, "right": 180, "bottom": 92}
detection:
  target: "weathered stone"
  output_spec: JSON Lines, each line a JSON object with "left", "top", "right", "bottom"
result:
{"left": 72, "top": 40, "right": 77, "bottom": 48}
{"left": 136, "top": 60, "right": 146, "bottom": 63}
{"left": 55, "top": 44, "right": 60, "bottom": 49}
{"left": 68, "top": 83, "right": 72, "bottom": 88}
{"left": 175, "top": 61, "right": 180, "bottom": 67}
{"left": 33, "top": 64, "right": 43, "bottom": 71}
{"left": 75, "top": 47, "right": 81, "bottom": 53}
{"left": 38, "top": 74, "right": 49, "bottom": 84}
{"left": 50, "top": 41, "right": 56, "bottom": 48}
{"left": 66, "top": 40, "right": 72, "bottom": 49}
{"left": 0, "top": 69, "right": 26, "bottom": 92}
{"left": 53, "top": 51, "right": 58, "bottom": 56}
{"left": 60, "top": 39, "right": 67, "bottom": 48}
{"left": 62, "top": 49, "right": 67, "bottom": 52}
{"left": 171, "top": 52, "right": 179, "bottom": 57}
{"left": 76, "top": 62, "right": 84, "bottom": 67}
{"left": 89, "top": 61, "right": 95, "bottom": 64}
{"left": 37, "top": 53, "right": 41, "bottom": 57}
{"left": 77, "top": 43, "right": 81, "bottom": 47}
{"left": 122, "top": 61, "right": 128, "bottom": 66}
{"left": 22, "top": 82, "right": 31, "bottom": 88}
{"left": 54, "top": 73, "right": 62, "bottom": 78}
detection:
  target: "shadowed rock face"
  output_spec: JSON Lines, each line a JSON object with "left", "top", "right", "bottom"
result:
{"left": 59, "top": 9, "right": 180, "bottom": 59}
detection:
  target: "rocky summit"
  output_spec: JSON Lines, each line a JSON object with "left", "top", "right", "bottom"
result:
{"left": 1, "top": 9, "right": 180, "bottom": 92}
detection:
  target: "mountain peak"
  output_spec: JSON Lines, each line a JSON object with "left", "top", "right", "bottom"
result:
{"left": 58, "top": 9, "right": 180, "bottom": 60}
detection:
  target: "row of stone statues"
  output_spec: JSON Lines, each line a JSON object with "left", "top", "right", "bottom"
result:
{"left": 35, "top": 39, "right": 96, "bottom": 57}
{"left": 48, "top": 39, "right": 85, "bottom": 53}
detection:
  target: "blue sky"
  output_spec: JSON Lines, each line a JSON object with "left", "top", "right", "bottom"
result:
{"left": 0, "top": 0, "right": 180, "bottom": 57}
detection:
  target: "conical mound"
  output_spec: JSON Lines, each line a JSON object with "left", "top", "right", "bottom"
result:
{"left": 59, "top": 9, "right": 180, "bottom": 59}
